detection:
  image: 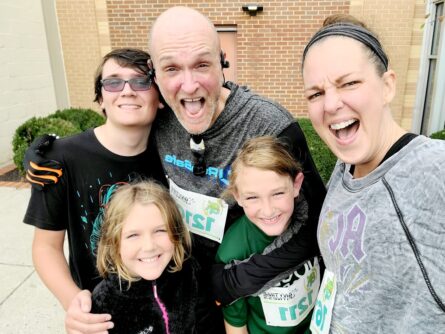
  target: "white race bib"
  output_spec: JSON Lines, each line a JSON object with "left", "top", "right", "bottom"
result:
{"left": 310, "top": 269, "right": 337, "bottom": 334}
{"left": 169, "top": 179, "right": 228, "bottom": 243}
{"left": 259, "top": 257, "right": 320, "bottom": 327}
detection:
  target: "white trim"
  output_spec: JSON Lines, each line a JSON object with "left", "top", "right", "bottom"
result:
{"left": 41, "top": 0, "right": 70, "bottom": 109}
{"left": 428, "top": 18, "right": 445, "bottom": 134}
{"left": 413, "top": 0, "right": 445, "bottom": 135}
{"left": 412, "top": 1, "right": 435, "bottom": 133}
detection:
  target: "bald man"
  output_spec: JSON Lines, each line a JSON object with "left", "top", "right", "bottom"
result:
{"left": 149, "top": 4, "right": 325, "bottom": 323}
{"left": 24, "top": 6, "right": 326, "bottom": 333}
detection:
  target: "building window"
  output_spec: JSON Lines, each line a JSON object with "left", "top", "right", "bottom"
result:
{"left": 414, "top": 0, "right": 445, "bottom": 135}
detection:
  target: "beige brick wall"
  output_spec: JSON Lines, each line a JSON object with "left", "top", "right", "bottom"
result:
{"left": 55, "top": 0, "right": 110, "bottom": 112}
{"left": 105, "top": 0, "right": 349, "bottom": 118}
{"left": 350, "top": 0, "right": 421, "bottom": 130}
{"left": 402, "top": 0, "right": 425, "bottom": 130}
{"left": 54, "top": 0, "right": 419, "bottom": 128}
{"left": 0, "top": 0, "right": 58, "bottom": 167}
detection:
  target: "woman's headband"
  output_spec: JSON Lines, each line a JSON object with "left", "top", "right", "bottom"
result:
{"left": 302, "top": 23, "right": 388, "bottom": 71}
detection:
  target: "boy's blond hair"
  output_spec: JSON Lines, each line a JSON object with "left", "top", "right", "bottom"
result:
{"left": 224, "top": 136, "right": 302, "bottom": 200}
{"left": 96, "top": 181, "right": 191, "bottom": 284}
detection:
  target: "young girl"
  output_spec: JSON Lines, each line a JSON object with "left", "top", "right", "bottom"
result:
{"left": 92, "top": 180, "right": 213, "bottom": 333}
{"left": 216, "top": 136, "right": 321, "bottom": 334}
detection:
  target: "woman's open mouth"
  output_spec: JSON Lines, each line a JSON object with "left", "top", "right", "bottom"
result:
{"left": 330, "top": 119, "right": 359, "bottom": 141}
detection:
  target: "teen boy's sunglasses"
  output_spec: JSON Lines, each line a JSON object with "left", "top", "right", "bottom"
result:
{"left": 101, "top": 77, "right": 153, "bottom": 92}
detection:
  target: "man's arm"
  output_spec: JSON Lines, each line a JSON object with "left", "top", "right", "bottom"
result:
{"left": 212, "top": 219, "right": 320, "bottom": 305}
{"left": 212, "top": 121, "right": 326, "bottom": 305}
{"left": 32, "top": 228, "right": 113, "bottom": 333}
{"left": 279, "top": 121, "right": 327, "bottom": 224}
{"left": 23, "top": 135, "right": 63, "bottom": 190}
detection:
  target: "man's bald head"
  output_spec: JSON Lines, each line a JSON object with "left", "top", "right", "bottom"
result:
{"left": 147, "top": 6, "right": 227, "bottom": 135}
{"left": 148, "top": 6, "right": 220, "bottom": 56}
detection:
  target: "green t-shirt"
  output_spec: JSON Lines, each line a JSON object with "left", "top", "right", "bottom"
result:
{"left": 215, "top": 215, "right": 311, "bottom": 334}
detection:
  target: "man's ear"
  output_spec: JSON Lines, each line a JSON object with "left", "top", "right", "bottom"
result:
{"left": 382, "top": 69, "right": 396, "bottom": 105}
{"left": 147, "top": 58, "right": 157, "bottom": 84}
{"left": 293, "top": 172, "right": 304, "bottom": 198}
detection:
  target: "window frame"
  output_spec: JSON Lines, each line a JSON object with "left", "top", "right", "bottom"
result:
{"left": 413, "top": 0, "right": 445, "bottom": 135}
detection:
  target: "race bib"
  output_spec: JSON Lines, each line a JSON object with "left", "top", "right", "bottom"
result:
{"left": 310, "top": 269, "right": 337, "bottom": 334}
{"left": 259, "top": 257, "right": 320, "bottom": 327}
{"left": 169, "top": 179, "right": 228, "bottom": 243}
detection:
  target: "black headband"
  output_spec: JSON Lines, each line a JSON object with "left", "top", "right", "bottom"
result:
{"left": 302, "top": 23, "right": 388, "bottom": 71}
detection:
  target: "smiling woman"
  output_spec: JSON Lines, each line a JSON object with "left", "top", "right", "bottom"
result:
{"left": 302, "top": 28, "right": 399, "bottom": 178}
{"left": 301, "top": 19, "right": 445, "bottom": 334}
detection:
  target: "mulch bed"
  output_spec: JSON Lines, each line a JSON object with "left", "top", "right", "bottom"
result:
{"left": 0, "top": 168, "right": 24, "bottom": 182}
{"left": 0, "top": 165, "right": 29, "bottom": 188}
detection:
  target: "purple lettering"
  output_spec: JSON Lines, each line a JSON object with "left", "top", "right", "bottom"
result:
{"left": 340, "top": 205, "right": 366, "bottom": 262}
{"left": 329, "top": 214, "right": 344, "bottom": 253}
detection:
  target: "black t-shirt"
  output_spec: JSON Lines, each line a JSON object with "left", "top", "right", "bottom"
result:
{"left": 381, "top": 133, "right": 418, "bottom": 164}
{"left": 24, "top": 128, "right": 166, "bottom": 291}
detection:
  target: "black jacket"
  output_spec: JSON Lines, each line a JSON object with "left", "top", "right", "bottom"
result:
{"left": 92, "top": 258, "right": 218, "bottom": 334}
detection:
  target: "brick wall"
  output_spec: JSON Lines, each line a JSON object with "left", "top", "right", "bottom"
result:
{"left": 55, "top": 0, "right": 106, "bottom": 111}
{"left": 350, "top": 0, "right": 421, "bottom": 129}
{"left": 55, "top": 0, "right": 420, "bottom": 128}
{"left": 402, "top": 0, "right": 425, "bottom": 130}
{"left": 105, "top": 0, "right": 349, "bottom": 118}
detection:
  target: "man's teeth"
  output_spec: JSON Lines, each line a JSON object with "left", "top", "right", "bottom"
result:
{"left": 331, "top": 119, "right": 356, "bottom": 130}
{"left": 183, "top": 98, "right": 201, "bottom": 102}
{"left": 182, "top": 98, "right": 202, "bottom": 114}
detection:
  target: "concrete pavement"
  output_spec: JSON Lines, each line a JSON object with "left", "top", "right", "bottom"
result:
{"left": 0, "top": 186, "right": 65, "bottom": 333}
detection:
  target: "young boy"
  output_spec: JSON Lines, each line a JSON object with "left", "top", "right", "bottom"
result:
{"left": 216, "top": 136, "right": 320, "bottom": 334}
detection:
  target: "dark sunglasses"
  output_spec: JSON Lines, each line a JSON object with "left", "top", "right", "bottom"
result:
{"left": 101, "top": 77, "right": 153, "bottom": 92}
{"left": 190, "top": 135, "right": 206, "bottom": 177}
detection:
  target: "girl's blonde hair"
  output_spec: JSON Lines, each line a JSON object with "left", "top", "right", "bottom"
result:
{"left": 224, "top": 136, "right": 302, "bottom": 200}
{"left": 96, "top": 181, "right": 191, "bottom": 284}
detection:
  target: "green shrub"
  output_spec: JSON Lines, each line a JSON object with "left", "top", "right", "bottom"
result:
{"left": 430, "top": 129, "right": 445, "bottom": 140}
{"left": 48, "top": 108, "right": 104, "bottom": 131}
{"left": 297, "top": 118, "right": 337, "bottom": 184}
{"left": 12, "top": 108, "right": 105, "bottom": 175}
{"left": 13, "top": 117, "right": 80, "bottom": 175}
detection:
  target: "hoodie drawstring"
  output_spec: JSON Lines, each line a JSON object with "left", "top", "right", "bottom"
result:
{"left": 152, "top": 281, "right": 170, "bottom": 334}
